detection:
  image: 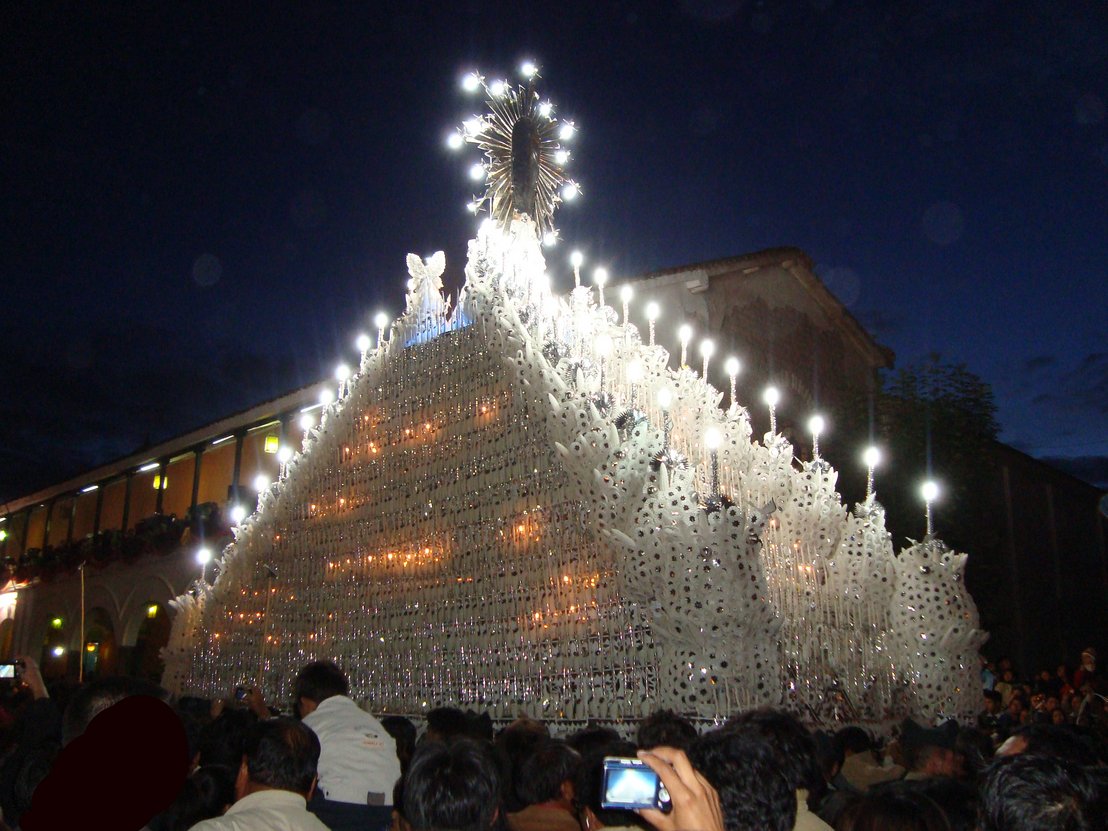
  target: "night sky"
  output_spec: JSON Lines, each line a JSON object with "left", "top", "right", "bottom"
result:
{"left": 2, "top": 1, "right": 1106, "bottom": 505}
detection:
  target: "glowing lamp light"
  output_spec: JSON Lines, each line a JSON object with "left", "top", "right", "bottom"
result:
{"left": 461, "top": 72, "right": 482, "bottom": 93}
{"left": 921, "top": 481, "right": 940, "bottom": 503}
{"left": 562, "top": 181, "right": 579, "bottom": 200}
{"left": 51, "top": 646, "right": 65, "bottom": 658}
{"left": 725, "top": 357, "right": 740, "bottom": 377}
{"left": 276, "top": 446, "right": 293, "bottom": 465}
{"left": 570, "top": 250, "right": 584, "bottom": 268}
{"left": 466, "top": 199, "right": 481, "bottom": 214}
{"left": 542, "top": 231, "right": 558, "bottom": 247}
{"left": 808, "top": 414, "right": 825, "bottom": 436}
{"left": 445, "top": 132, "right": 464, "bottom": 150}
{"left": 51, "top": 617, "right": 64, "bottom": 629}
{"left": 657, "top": 388, "right": 673, "bottom": 409}
{"left": 356, "top": 333, "right": 371, "bottom": 352}
{"left": 86, "top": 642, "right": 98, "bottom": 654}
{"left": 196, "top": 547, "right": 212, "bottom": 566}
{"left": 699, "top": 339, "right": 715, "bottom": 359}
{"left": 152, "top": 474, "right": 167, "bottom": 491}
{"left": 489, "top": 79, "right": 508, "bottom": 97}
{"left": 538, "top": 100, "right": 554, "bottom": 119}
{"left": 0, "top": 529, "right": 7, "bottom": 542}
{"left": 230, "top": 504, "right": 247, "bottom": 524}
{"left": 252, "top": 474, "right": 270, "bottom": 493}
{"left": 462, "top": 116, "right": 483, "bottom": 136}
{"left": 554, "top": 148, "right": 569, "bottom": 165}
{"left": 593, "top": 267, "right": 608, "bottom": 305}
{"left": 678, "top": 324, "right": 693, "bottom": 344}
{"left": 763, "top": 386, "right": 780, "bottom": 407}
{"left": 264, "top": 434, "right": 279, "bottom": 454}
{"left": 299, "top": 413, "right": 314, "bottom": 432}
{"left": 645, "top": 302, "right": 660, "bottom": 322}
{"left": 469, "top": 163, "right": 487, "bottom": 181}
{"left": 319, "top": 388, "right": 335, "bottom": 406}
{"left": 627, "top": 358, "right": 644, "bottom": 384}
{"left": 335, "top": 363, "right": 351, "bottom": 383}
{"left": 520, "top": 60, "right": 538, "bottom": 78}
{"left": 704, "top": 427, "right": 723, "bottom": 450}
{"left": 146, "top": 604, "right": 159, "bottom": 619}
{"left": 559, "top": 121, "right": 576, "bottom": 140}
{"left": 619, "top": 284, "right": 633, "bottom": 304}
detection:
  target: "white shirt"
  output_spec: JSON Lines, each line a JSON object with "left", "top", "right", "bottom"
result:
{"left": 188, "top": 789, "right": 330, "bottom": 831}
{"left": 301, "top": 695, "right": 401, "bottom": 805}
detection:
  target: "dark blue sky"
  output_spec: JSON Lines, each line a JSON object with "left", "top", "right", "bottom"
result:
{"left": 2, "top": 1, "right": 1106, "bottom": 503}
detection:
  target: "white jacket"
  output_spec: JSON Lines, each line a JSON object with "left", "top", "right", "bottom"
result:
{"left": 301, "top": 695, "right": 401, "bottom": 805}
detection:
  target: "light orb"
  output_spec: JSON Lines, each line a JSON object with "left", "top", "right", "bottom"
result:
{"left": 763, "top": 386, "right": 780, "bottom": 407}
{"left": 645, "top": 301, "right": 660, "bottom": 322}
{"left": 863, "top": 446, "right": 881, "bottom": 468}
{"left": 356, "top": 333, "right": 371, "bottom": 352}
{"left": 252, "top": 474, "right": 270, "bottom": 493}
{"left": 704, "top": 427, "right": 723, "bottom": 450}
{"left": 808, "top": 414, "right": 825, "bottom": 436}
{"left": 921, "top": 480, "right": 940, "bottom": 502}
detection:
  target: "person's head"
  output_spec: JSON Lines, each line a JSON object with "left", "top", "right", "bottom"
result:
{"left": 724, "top": 708, "right": 820, "bottom": 794}
{"left": 980, "top": 753, "right": 1103, "bottom": 831}
{"left": 838, "top": 782, "right": 952, "bottom": 831}
{"left": 424, "top": 707, "right": 471, "bottom": 744}
{"left": 1008, "top": 697, "right": 1024, "bottom": 717}
{"left": 983, "top": 690, "right": 1002, "bottom": 714}
{"left": 1052, "top": 708, "right": 1067, "bottom": 726}
{"left": 636, "top": 709, "right": 697, "bottom": 751}
{"left": 61, "top": 675, "right": 172, "bottom": 745}
{"left": 161, "top": 764, "right": 237, "bottom": 831}
{"left": 900, "top": 720, "right": 961, "bottom": 779}
{"left": 689, "top": 727, "right": 795, "bottom": 831}
{"left": 238, "top": 718, "right": 320, "bottom": 800}
{"left": 995, "top": 724, "right": 1098, "bottom": 766}
{"left": 382, "top": 715, "right": 418, "bottom": 772}
{"left": 1002, "top": 669, "right": 1015, "bottom": 683}
{"left": 566, "top": 726, "right": 622, "bottom": 758}
{"left": 196, "top": 708, "right": 255, "bottom": 769}
{"left": 953, "top": 727, "right": 993, "bottom": 779}
{"left": 493, "top": 717, "right": 549, "bottom": 813}
{"left": 515, "top": 739, "right": 580, "bottom": 808}
{"left": 403, "top": 739, "right": 501, "bottom": 831}
{"left": 1080, "top": 648, "right": 1096, "bottom": 670}
{"left": 835, "top": 726, "right": 875, "bottom": 757}
{"left": 292, "top": 660, "right": 348, "bottom": 717}
{"left": 573, "top": 740, "right": 651, "bottom": 831}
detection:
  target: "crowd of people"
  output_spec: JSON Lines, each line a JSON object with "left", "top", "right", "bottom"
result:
{"left": 0, "top": 650, "right": 1104, "bottom": 831}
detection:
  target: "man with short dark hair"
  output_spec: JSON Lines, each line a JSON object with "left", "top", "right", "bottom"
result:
{"left": 294, "top": 660, "right": 400, "bottom": 831}
{"left": 724, "top": 709, "right": 831, "bottom": 831}
{"left": 508, "top": 739, "right": 582, "bottom": 831}
{"left": 403, "top": 739, "right": 502, "bottom": 831}
{"left": 689, "top": 727, "right": 796, "bottom": 831}
{"left": 979, "top": 753, "right": 1104, "bottom": 831}
{"left": 637, "top": 709, "right": 698, "bottom": 751}
{"left": 188, "top": 718, "right": 328, "bottom": 831}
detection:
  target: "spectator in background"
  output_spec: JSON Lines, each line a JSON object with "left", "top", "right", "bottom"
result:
{"left": 725, "top": 708, "right": 831, "bottom": 830}
{"left": 566, "top": 726, "right": 622, "bottom": 759}
{"left": 836, "top": 781, "right": 952, "bottom": 831}
{"left": 508, "top": 739, "right": 582, "bottom": 831}
{"left": 835, "top": 728, "right": 903, "bottom": 794}
{"left": 495, "top": 717, "right": 550, "bottom": 813}
{"left": 294, "top": 660, "right": 400, "bottom": 831}
{"left": 403, "top": 739, "right": 502, "bottom": 831}
{"left": 188, "top": 718, "right": 328, "bottom": 831}
{"left": 424, "top": 707, "right": 471, "bottom": 744}
{"left": 637, "top": 710, "right": 697, "bottom": 752}
{"left": 1072, "top": 649, "right": 1097, "bottom": 693}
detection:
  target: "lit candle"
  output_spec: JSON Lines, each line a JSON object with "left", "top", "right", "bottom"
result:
{"left": 678, "top": 324, "right": 692, "bottom": 368}
{"left": 763, "top": 386, "right": 780, "bottom": 434}
{"left": 645, "top": 302, "right": 659, "bottom": 347}
{"left": 594, "top": 268, "right": 608, "bottom": 307}
{"left": 619, "top": 285, "right": 633, "bottom": 326}
{"left": 863, "top": 446, "right": 881, "bottom": 502}
{"left": 808, "top": 414, "right": 825, "bottom": 459}
{"left": 570, "top": 251, "right": 583, "bottom": 289}
{"left": 699, "top": 339, "right": 715, "bottom": 379}
{"left": 374, "top": 312, "right": 389, "bottom": 348}
{"left": 197, "top": 547, "right": 212, "bottom": 584}
{"left": 658, "top": 388, "right": 673, "bottom": 447}
{"left": 921, "top": 480, "right": 939, "bottom": 537}
{"left": 725, "top": 357, "right": 741, "bottom": 411}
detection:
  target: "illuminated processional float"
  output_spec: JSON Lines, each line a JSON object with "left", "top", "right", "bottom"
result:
{"left": 164, "top": 66, "right": 987, "bottom": 726}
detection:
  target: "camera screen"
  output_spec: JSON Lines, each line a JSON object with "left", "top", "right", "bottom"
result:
{"left": 0, "top": 664, "right": 15, "bottom": 679}
{"left": 604, "top": 766, "right": 658, "bottom": 807}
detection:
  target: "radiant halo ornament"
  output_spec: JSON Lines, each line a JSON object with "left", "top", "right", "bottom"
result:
{"left": 450, "top": 63, "right": 579, "bottom": 239}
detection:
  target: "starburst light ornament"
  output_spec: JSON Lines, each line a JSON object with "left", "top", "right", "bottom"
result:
{"left": 451, "top": 63, "right": 579, "bottom": 239}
